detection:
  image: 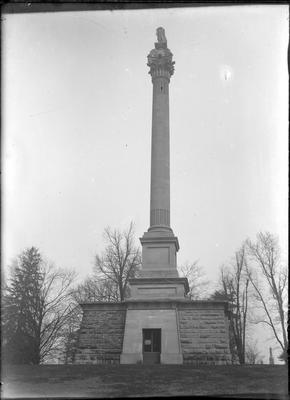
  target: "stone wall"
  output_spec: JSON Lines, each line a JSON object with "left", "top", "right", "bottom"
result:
{"left": 74, "top": 300, "right": 231, "bottom": 365}
{"left": 177, "top": 302, "right": 231, "bottom": 365}
{"left": 75, "top": 303, "right": 126, "bottom": 364}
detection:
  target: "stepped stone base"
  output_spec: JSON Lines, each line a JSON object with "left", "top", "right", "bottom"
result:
{"left": 75, "top": 300, "right": 232, "bottom": 365}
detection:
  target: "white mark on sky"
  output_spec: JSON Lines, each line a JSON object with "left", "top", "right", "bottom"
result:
{"left": 220, "top": 65, "right": 233, "bottom": 82}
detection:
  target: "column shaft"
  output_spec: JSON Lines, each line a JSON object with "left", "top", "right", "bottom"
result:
{"left": 150, "top": 77, "right": 170, "bottom": 228}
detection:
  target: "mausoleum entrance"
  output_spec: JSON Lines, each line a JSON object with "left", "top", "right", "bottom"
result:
{"left": 142, "top": 328, "right": 161, "bottom": 364}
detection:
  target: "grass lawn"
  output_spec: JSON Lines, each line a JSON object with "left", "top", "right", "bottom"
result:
{"left": 1, "top": 364, "right": 288, "bottom": 398}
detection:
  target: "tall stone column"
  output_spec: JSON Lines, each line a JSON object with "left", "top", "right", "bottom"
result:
{"left": 135, "top": 28, "right": 184, "bottom": 284}
{"left": 121, "top": 28, "right": 188, "bottom": 365}
{"left": 148, "top": 34, "right": 174, "bottom": 230}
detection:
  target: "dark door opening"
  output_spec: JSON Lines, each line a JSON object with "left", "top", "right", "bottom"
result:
{"left": 142, "top": 329, "right": 161, "bottom": 364}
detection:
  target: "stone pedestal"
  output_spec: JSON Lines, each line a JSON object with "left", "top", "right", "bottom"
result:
{"left": 74, "top": 300, "right": 232, "bottom": 365}
{"left": 140, "top": 228, "right": 179, "bottom": 278}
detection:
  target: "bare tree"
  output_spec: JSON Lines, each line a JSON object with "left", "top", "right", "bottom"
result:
{"left": 94, "top": 222, "right": 141, "bottom": 301}
{"left": 72, "top": 276, "right": 119, "bottom": 303}
{"left": 245, "top": 232, "right": 288, "bottom": 364}
{"left": 63, "top": 223, "right": 141, "bottom": 361}
{"left": 2, "top": 247, "right": 77, "bottom": 364}
{"left": 57, "top": 302, "right": 82, "bottom": 364}
{"left": 245, "top": 340, "right": 264, "bottom": 364}
{"left": 178, "top": 261, "right": 210, "bottom": 300}
{"left": 231, "top": 246, "right": 249, "bottom": 365}
{"left": 210, "top": 246, "right": 249, "bottom": 364}
{"left": 39, "top": 265, "right": 77, "bottom": 362}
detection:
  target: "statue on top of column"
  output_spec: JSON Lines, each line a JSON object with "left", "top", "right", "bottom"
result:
{"left": 156, "top": 27, "right": 167, "bottom": 44}
{"left": 147, "top": 27, "right": 175, "bottom": 78}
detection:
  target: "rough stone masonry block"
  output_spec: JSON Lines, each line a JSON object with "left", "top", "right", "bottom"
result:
{"left": 177, "top": 302, "right": 231, "bottom": 365}
{"left": 75, "top": 304, "right": 126, "bottom": 364}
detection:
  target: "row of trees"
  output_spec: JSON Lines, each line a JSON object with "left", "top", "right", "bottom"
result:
{"left": 2, "top": 223, "right": 142, "bottom": 364}
{"left": 210, "top": 232, "right": 288, "bottom": 364}
{"left": 2, "top": 224, "right": 287, "bottom": 365}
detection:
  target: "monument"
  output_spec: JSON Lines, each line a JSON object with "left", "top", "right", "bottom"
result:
{"left": 269, "top": 347, "right": 274, "bottom": 365}
{"left": 128, "top": 27, "right": 188, "bottom": 300}
{"left": 75, "top": 28, "right": 231, "bottom": 365}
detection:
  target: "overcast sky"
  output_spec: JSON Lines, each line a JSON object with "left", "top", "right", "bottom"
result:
{"left": 3, "top": 5, "right": 288, "bottom": 294}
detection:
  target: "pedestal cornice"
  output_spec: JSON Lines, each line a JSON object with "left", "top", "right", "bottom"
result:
{"left": 78, "top": 299, "right": 231, "bottom": 316}
{"left": 129, "top": 277, "right": 189, "bottom": 293}
{"left": 140, "top": 232, "right": 180, "bottom": 252}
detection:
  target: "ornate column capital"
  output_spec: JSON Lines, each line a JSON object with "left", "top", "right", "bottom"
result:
{"left": 147, "top": 27, "right": 175, "bottom": 81}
